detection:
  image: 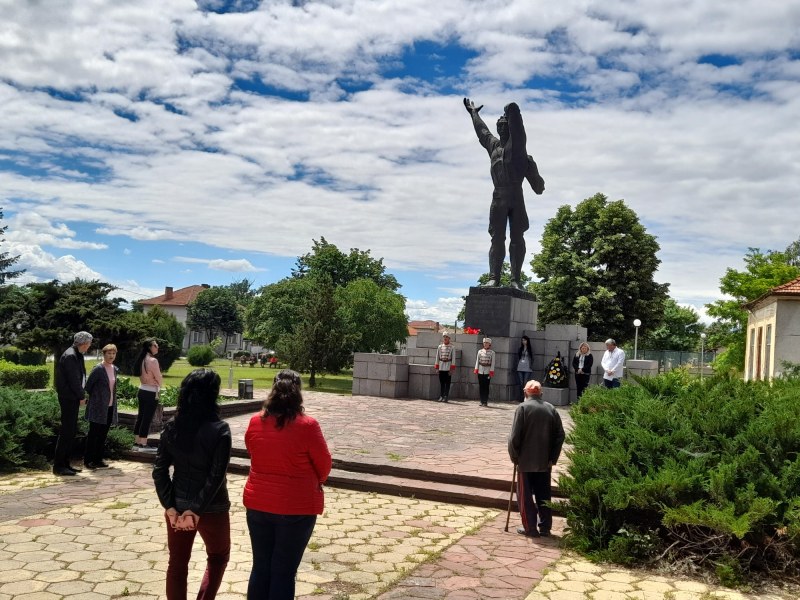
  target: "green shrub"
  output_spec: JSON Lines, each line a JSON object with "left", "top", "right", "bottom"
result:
{"left": 0, "top": 360, "right": 50, "bottom": 388}
{"left": 0, "top": 388, "right": 60, "bottom": 470}
{"left": 0, "top": 347, "right": 48, "bottom": 366}
{"left": 561, "top": 372, "right": 800, "bottom": 582}
{"left": 159, "top": 385, "right": 179, "bottom": 407}
{"left": 187, "top": 344, "right": 215, "bottom": 367}
{"left": 116, "top": 376, "right": 139, "bottom": 402}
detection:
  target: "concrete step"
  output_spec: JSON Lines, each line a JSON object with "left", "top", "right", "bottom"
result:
{"left": 125, "top": 448, "right": 564, "bottom": 511}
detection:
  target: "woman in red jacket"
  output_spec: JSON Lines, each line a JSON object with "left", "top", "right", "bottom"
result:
{"left": 243, "top": 369, "right": 332, "bottom": 600}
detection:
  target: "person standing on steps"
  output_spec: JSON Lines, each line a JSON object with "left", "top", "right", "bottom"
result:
{"left": 83, "top": 343, "right": 120, "bottom": 469}
{"left": 572, "top": 342, "right": 594, "bottom": 400}
{"left": 516, "top": 335, "right": 534, "bottom": 402}
{"left": 601, "top": 338, "right": 625, "bottom": 389}
{"left": 508, "top": 379, "right": 565, "bottom": 538}
{"left": 132, "top": 339, "right": 162, "bottom": 452}
{"left": 53, "top": 331, "right": 93, "bottom": 476}
{"left": 474, "top": 337, "right": 496, "bottom": 407}
{"left": 434, "top": 331, "right": 457, "bottom": 402}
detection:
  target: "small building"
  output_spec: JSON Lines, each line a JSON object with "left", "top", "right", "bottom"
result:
{"left": 139, "top": 284, "right": 249, "bottom": 354}
{"left": 743, "top": 275, "right": 800, "bottom": 381}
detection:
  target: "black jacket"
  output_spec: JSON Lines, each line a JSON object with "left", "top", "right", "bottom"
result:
{"left": 572, "top": 352, "right": 594, "bottom": 376}
{"left": 152, "top": 419, "right": 232, "bottom": 514}
{"left": 55, "top": 345, "right": 86, "bottom": 402}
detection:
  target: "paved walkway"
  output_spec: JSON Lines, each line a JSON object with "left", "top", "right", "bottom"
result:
{"left": 218, "top": 389, "right": 574, "bottom": 488}
{"left": 1, "top": 391, "right": 797, "bottom": 599}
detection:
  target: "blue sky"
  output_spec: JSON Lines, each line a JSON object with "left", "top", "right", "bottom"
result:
{"left": 1, "top": 0, "right": 799, "bottom": 327}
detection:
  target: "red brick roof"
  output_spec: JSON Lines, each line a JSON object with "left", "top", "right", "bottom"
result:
{"left": 408, "top": 320, "right": 440, "bottom": 331}
{"left": 744, "top": 275, "right": 800, "bottom": 309}
{"left": 770, "top": 275, "right": 800, "bottom": 295}
{"left": 139, "top": 285, "right": 210, "bottom": 307}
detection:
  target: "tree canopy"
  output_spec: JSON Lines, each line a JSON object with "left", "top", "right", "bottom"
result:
{"left": 706, "top": 247, "right": 800, "bottom": 372}
{"left": 639, "top": 298, "right": 704, "bottom": 351}
{"left": 531, "top": 193, "right": 669, "bottom": 343}
{"left": 247, "top": 240, "right": 407, "bottom": 385}
{"left": 292, "top": 237, "right": 400, "bottom": 291}
{"left": 186, "top": 286, "right": 243, "bottom": 354}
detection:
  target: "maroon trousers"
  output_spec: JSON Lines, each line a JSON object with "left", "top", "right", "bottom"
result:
{"left": 165, "top": 511, "right": 230, "bottom": 600}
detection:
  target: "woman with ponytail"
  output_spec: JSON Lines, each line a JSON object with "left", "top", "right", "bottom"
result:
{"left": 243, "top": 369, "right": 332, "bottom": 600}
{"left": 132, "top": 339, "right": 162, "bottom": 451}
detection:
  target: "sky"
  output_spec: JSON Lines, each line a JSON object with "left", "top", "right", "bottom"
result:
{"left": 2, "top": 0, "right": 799, "bottom": 329}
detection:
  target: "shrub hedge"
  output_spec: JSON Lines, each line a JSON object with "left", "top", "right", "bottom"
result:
{"left": 0, "top": 346, "right": 47, "bottom": 365}
{"left": 0, "top": 360, "right": 50, "bottom": 388}
{"left": 0, "top": 387, "right": 134, "bottom": 471}
{"left": 561, "top": 371, "right": 800, "bottom": 583}
{"left": 187, "top": 344, "right": 215, "bottom": 367}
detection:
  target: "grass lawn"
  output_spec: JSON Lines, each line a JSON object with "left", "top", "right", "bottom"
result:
{"left": 160, "top": 359, "right": 353, "bottom": 395}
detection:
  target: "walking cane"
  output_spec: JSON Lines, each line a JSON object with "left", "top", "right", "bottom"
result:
{"left": 504, "top": 463, "right": 517, "bottom": 532}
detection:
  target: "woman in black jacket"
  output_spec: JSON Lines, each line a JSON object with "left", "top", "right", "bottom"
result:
{"left": 572, "top": 342, "right": 594, "bottom": 400}
{"left": 152, "top": 369, "right": 232, "bottom": 600}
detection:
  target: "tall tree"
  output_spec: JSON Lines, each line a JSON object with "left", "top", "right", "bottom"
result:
{"left": 337, "top": 278, "right": 409, "bottom": 353}
{"left": 277, "top": 274, "right": 356, "bottom": 387}
{"left": 706, "top": 248, "right": 800, "bottom": 372}
{"left": 292, "top": 237, "right": 400, "bottom": 291}
{"left": 186, "top": 286, "right": 243, "bottom": 354}
{"left": 639, "top": 298, "right": 703, "bottom": 351}
{"left": 228, "top": 278, "right": 257, "bottom": 305}
{"left": 0, "top": 208, "right": 24, "bottom": 284}
{"left": 785, "top": 237, "right": 800, "bottom": 268}
{"left": 531, "top": 193, "right": 669, "bottom": 343}
{"left": 245, "top": 278, "right": 310, "bottom": 349}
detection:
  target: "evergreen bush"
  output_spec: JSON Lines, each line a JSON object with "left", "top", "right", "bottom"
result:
{"left": 187, "top": 344, "right": 215, "bottom": 367}
{"left": 561, "top": 371, "right": 800, "bottom": 582}
{"left": 0, "top": 360, "right": 49, "bottom": 388}
{"left": 0, "top": 388, "right": 59, "bottom": 470}
{"left": 0, "top": 387, "right": 134, "bottom": 471}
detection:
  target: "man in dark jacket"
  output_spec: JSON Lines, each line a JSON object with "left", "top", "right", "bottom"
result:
{"left": 53, "top": 331, "right": 92, "bottom": 475}
{"left": 508, "top": 379, "right": 565, "bottom": 537}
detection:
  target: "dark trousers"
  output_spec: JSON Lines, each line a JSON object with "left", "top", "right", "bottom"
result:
{"left": 53, "top": 396, "right": 80, "bottom": 469}
{"left": 575, "top": 374, "right": 590, "bottom": 399}
{"left": 603, "top": 378, "right": 621, "bottom": 389}
{"left": 517, "top": 470, "right": 552, "bottom": 534}
{"left": 134, "top": 389, "right": 158, "bottom": 436}
{"left": 165, "top": 511, "right": 230, "bottom": 600}
{"left": 516, "top": 371, "right": 531, "bottom": 401}
{"left": 85, "top": 406, "right": 113, "bottom": 465}
{"left": 438, "top": 370, "right": 452, "bottom": 398}
{"left": 246, "top": 509, "right": 317, "bottom": 600}
{"left": 477, "top": 374, "right": 491, "bottom": 404}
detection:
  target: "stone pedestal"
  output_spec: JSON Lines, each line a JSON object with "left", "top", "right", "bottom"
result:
{"left": 464, "top": 287, "right": 537, "bottom": 339}
{"left": 625, "top": 359, "right": 659, "bottom": 380}
{"left": 542, "top": 387, "right": 570, "bottom": 407}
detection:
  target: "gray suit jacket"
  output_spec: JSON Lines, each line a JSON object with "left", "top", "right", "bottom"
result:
{"left": 84, "top": 362, "right": 119, "bottom": 425}
{"left": 508, "top": 397, "right": 565, "bottom": 472}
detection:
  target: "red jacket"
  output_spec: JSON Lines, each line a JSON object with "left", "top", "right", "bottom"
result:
{"left": 243, "top": 412, "right": 332, "bottom": 515}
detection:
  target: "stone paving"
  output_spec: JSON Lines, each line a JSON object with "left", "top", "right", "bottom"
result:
{"left": 2, "top": 390, "right": 798, "bottom": 599}
{"left": 218, "top": 389, "right": 575, "bottom": 488}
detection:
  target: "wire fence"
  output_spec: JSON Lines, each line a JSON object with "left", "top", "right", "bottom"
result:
{"left": 621, "top": 348, "right": 718, "bottom": 373}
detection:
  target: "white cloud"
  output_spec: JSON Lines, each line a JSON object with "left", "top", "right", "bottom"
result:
{"left": 0, "top": 0, "right": 798, "bottom": 316}
{"left": 173, "top": 256, "right": 265, "bottom": 272}
{"left": 406, "top": 297, "right": 465, "bottom": 325}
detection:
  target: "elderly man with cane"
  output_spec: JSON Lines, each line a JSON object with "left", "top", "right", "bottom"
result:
{"left": 507, "top": 379, "right": 565, "bottom": 537}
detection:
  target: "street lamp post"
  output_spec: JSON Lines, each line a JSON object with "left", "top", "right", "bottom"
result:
{"left": 700, "top": 332, "right": 707, "bottom": 378}
{"left": 633, "top": 319, "right": 642, "bottom": 360}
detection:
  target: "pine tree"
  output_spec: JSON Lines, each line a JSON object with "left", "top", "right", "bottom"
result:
{"left": 0, "top": 209, "right": 24, "bottom": 284}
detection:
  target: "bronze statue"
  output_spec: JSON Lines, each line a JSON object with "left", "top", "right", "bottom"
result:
{"left": 464, "top": 98, "right": 544, "bottom": 290}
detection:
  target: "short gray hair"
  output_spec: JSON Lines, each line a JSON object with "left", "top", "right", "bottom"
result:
{"left": 605, "top": 338, "right": 616, "bottom": 345}
{"left": 74, "top": 331, "right": 93, "bottom": 345}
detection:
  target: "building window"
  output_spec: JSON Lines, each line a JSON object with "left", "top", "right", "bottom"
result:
{"left": 764, "top": 324, "right": 772, "bottom": 380}
{"left": 756, "top": 326, "right": 763, "bottom": 381}
{"left": 192, "top": 330, "right": 203, "bottom": 344}
{"left": 748, "top": 328, "right": 755, "bottom": 380}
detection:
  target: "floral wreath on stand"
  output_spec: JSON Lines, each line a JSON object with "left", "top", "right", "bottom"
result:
{"left": 463, "top": 327, "right": 481, "bottom": 335}
{"left": 544, "top": 351, "right": 569, "bottom": 388}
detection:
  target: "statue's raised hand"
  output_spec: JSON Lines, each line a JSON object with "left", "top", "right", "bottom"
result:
{"left": 463, "top": 98, "right": 483, "bottom": 114}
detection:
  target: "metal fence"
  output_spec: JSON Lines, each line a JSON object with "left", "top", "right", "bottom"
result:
{"left": 622, "top": 348, "right": 718, "bottom": 373}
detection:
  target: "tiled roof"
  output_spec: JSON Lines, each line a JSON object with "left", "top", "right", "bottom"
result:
{"left": 139, "top": 285, "right": 209, "bottom": 307}
{"left": 770, "top": 275, "right": 800, "bottom": 295}
{"left": 744, "top": 275, "right": 800, "bottom": 309}
{"left": 408, "top": 320, "right": 439, "bottom": 330}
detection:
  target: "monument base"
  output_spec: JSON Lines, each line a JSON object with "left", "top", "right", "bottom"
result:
{"left": 464, "top": 286, "right": 538, "bottom": 339}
